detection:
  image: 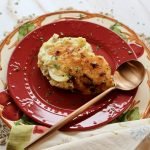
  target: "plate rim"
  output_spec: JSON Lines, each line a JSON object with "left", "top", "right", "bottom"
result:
{"left": 7, "top": 19, "right": 137, "bottom": 130}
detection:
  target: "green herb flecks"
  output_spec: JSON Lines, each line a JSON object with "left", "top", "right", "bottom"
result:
{"left": 51, "top": 56, "right": 58, "bottom": 61}
{"left": 67, "top": 74, "right": 72, "bottom": 79}
{"left": 75, "top": 66, "right": 81, "bottom": 72}
{"left": 53, "top": 64, "right": 60, "bottom": 69}
{"left": 110, "top": 23, "right": 127, "bottom": 41}
{"left": 14, "top": 115, "right": 36, "bottom": 125}
{"left": 78, "top": 13, "right": 85, "bottom": 19}
{"left": 18, "top": 22, "right": 35, "bottom": 40}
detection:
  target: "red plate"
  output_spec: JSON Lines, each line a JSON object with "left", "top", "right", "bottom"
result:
{"left": 7, "top": 20, "right": 137, "bottom": 131}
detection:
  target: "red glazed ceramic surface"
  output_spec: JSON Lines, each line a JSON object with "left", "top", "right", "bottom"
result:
{"left": 7, "top": 20, "right": 137, "bottom": 130}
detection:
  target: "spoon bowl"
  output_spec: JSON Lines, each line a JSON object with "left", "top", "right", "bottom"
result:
{"left": 114, "top": 60, "right": 145, "bottom": 90}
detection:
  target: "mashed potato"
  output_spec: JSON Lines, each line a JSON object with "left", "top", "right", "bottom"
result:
{"left": 38, "top": 34, "right": 113, "bottom": 94}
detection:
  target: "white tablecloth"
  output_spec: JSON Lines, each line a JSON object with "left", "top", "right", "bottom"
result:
{"left": 0, "top": 0, "right": 150, "bottom": 41}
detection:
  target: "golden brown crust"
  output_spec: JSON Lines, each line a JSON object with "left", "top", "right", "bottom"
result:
{"left": 38, "top": 34, "right": 114, "bottom": 94}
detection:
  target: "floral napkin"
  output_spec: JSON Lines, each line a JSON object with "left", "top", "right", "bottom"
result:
{"left": 4, "top": 106, "right": 145, "bottom": 150}
{"left": 5, "top": 118, "right": 150, "bottom": 150}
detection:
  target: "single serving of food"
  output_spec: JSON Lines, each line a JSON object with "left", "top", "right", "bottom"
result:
{"left": 38, "top": 34, "right": 114, "bottom": 94}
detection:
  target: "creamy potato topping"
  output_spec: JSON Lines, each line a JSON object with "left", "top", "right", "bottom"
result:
{"left": 38, "top": 34, "right": 113, "bottom": 94}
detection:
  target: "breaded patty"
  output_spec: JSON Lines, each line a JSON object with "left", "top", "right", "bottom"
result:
{"left": 38, "top": 34, "right": 114, "bottom": 94}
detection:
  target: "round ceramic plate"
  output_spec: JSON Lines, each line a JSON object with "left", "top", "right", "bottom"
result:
{"left": 7, "top": 20, "right": 137, "bottom": 130}
{"left": 1, "top": 11, "right": 150, "bottom": 131}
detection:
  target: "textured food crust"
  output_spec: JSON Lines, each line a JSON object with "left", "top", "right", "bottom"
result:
{"left": 38, "top": 34, "right": 114, "bottom": 94}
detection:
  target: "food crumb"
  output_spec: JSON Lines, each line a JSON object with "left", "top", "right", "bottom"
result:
{"left": 96, "top": 45, "right": 100, "bottom": 50}
{"left": 40, "top": 37, "right": 44, "bottom": 42}
{"left": 60, "top": 32, "right": 64, "bottom": 36}
{"left": 128, "top": 50, "right": 133, "bottom": 55}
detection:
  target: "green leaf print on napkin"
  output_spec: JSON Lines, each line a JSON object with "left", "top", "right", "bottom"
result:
{"left": 14, "top": 115, "right": 37, "bottom": 125}
{"left": 18, "top": 22, "right": 35, "bottom": 40}
{"left": 7, "top": 125, "right": 33, "bottom": 150}
{"left": 117, "top": 107, "right": 140, "bottom": 122}
{"left": 110, "top": 23, "right": 127, "bottom": 41}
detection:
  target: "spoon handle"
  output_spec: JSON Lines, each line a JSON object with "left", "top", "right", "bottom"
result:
{"left": 25, "top": 86, "right": 116, "bottom": 149}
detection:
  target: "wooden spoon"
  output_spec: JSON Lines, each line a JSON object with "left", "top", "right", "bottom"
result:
{"left": 25, "top": 60, "right": 145, "bottom": 149}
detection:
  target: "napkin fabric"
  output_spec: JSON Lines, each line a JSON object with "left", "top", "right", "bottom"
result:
{"left": 6, "top": 119, "right": 150, "bottom": 150}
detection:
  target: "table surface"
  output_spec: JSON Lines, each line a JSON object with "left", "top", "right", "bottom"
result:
{"left": 0, "top": 0, "right": 150, "bottom": 42}
{"left": 0, "top": 0, "right": 150, "bottom": 150}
